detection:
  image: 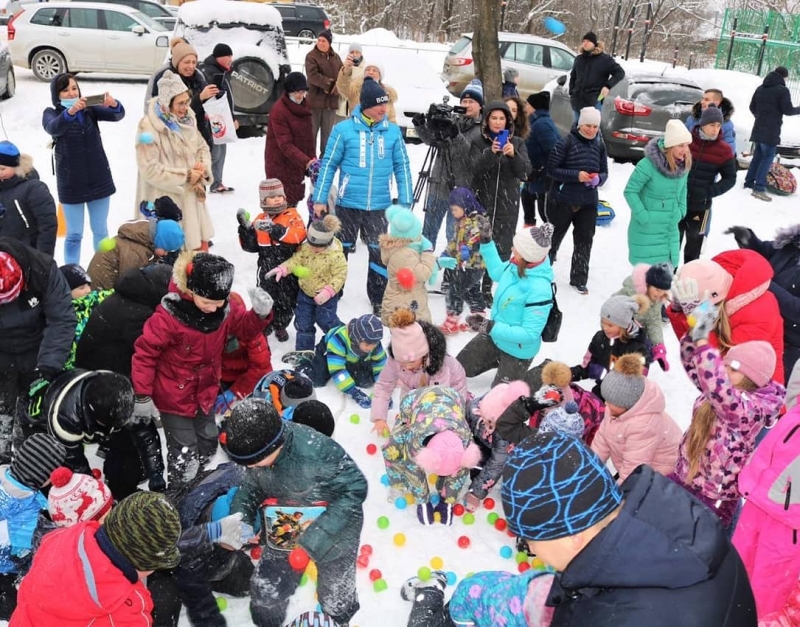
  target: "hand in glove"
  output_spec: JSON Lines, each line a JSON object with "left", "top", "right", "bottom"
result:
{"left": 249, "top": 287, "right": 274, "bottom": 318}
{"left": 236, "top": 209, "right": 252, "bottom": 229}
{"left": 264, "top": 222, "right": 287, "bottom": 241}
{"left": 265, "top": 265, "right": 289, "bottom": 282}
{"left": 348, "top": 387, "right": 372, "bottom": 409}
{"left": 412, "top": 112, "right": 426, "bottom": 127}
{"left": 532, "top": 384, "right": 564, "bottom": 409}
{"left": 148, "top": 473, "right": 166, "bottom": 493}
{"left": 437, "top": 255, "right": 457, "bottom": 270}
{"left": 253, "top": 217, "right": 274, "bottom": 232}
{"left": 306, "top": 158, "right": 321, "bottom": 178}
{"left": 724, "top": 226, "right": 752, "bottom": 249}
{"left": 689, "top": 301, "right": 718, "bottom": 342}
{"left": 478, "top": 318, "right": 495, "bottom": 335}
{"left": 587, "top": 362, "right": 606, "bottom": 381}
{"left": 459, "top": 244, "right": 471, "bottom": 262}
{"left": 476, "top": 215, "right": 493, "bottom": 244}
{"left": 652, "top": 343, "right": 670, "bottom": 371}
{"left": 214, "top": 389, "right": 237, "bottom": 414}
{"left": 314, "top": 285, "right": 336, "bottom": 306}
{"left": 206, "top": 513, "right": 255, "bottom": 551}
{"left": 133, "top": 395, "right": 159, "bottom": 421}
{"left": 27, "top": 371, "right": 52, "bottom": 420}
{"left": 671, "top": 278, "right": 702, "bottom": 315}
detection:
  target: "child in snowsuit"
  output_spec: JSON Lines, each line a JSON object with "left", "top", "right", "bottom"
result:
{"left": 440, "top": 186, "right": 488, "bottom": 334}
{"left": 251, "top": 368, "right": 335, "bottom": 436}
{"left": 593, "top": 353, "right": 682, "bottom": 483}
{"left": 266, "top": 215, "right": 347, "bottom": 351}
{"left": 371, "top": 308, "right": 468, "bottom": 436}
{"left": 237, "top": 179, "right": 307, "bottom": 342}
{"left": 59, "top": 264, "right": 113, "bottom": 370}
{"left": 131, "top": 251, "right": 274, "bottom": 488}
{"left": 379, "top": 205, "right": 436, "bottom": 324}
{"left": 287, "top": 314, "right": 387, "bottom": 410}
{"left": 383, "top": 386, "right": 482, "bottom": 525}
{"left": 570, "top": 294, "right": 652, "bottom": 399}
{"left": 224, "top": 398, "right": 367, "bottom": 627}
{"left": 673, "top": 302, "right": 785, "bottom": 528}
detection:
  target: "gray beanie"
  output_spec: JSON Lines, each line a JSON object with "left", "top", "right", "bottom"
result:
{"left": 600, "top": 354, "right": 646, "bottom": 410}
{"left": 306, "top": 214, "right": 341, "bottom": 247}
{"left": 699, "top": 104, "right": 724, "bottom": 127}
{"left": 600, "top": 295, "right": 644, "bottom": 330}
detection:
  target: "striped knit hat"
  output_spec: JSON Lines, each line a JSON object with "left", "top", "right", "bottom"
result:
{"left": 349, "top": 314, "right": 384, "bottom": 346}
{"left": 0, "top": 252, "right": 23, "bottom": 304}
{"left": 48, "top": 467, "right": 113, "bottom": 526}
{"left": 10, "top": 433, "right": 67, "bottom": 489}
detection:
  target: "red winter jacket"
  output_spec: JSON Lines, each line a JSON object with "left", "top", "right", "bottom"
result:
{"left": 668, "top": 249, "right": 785, "bottom": 383}
{"left": 10, "top": 522, "right": 153, "bottom": 627}
{"left": 221, "top": 334, "right": 273, "bottom": 399}
{"left": 265, "top": 92, "right": 315, "bottom": 206}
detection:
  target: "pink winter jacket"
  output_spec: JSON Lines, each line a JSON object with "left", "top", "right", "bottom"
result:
{"left": 590, "top": 379, "right": 682, "bottom": 482}
{"left": 371, "top": 355, "right": 468, "bottom": 423}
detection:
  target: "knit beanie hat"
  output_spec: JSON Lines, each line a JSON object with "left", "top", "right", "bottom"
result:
{"left": 59, "top": 264, "right": 91, "bottom": 291}
{"left": 388, "top": 309, "right": 428, "bottom": 362}
{"left": 513, "top": 223, "right": 554, "bottom": 264}
{"left": 645, "top": 262, "right": 673, "bottom": 290}
{"left": 183, "top": 252, "right": 234, "bottom": 301}
{"left": 349, "top": 313, "right": 384, "bottom": 346}
{"left": 154, "top": 196, "right": 183, "bottom": 222}
{"left": 157, "top": 69, "right": 189, "bottom": 110}
{"left": 212, "top": 43, "right": 233, "bottom": 58}
{"left": 414, "top": 430, "right": 483, "bottom": 477}
{"left": 776, "top": 66, "right": 789, "bottom": 78}
{"left": 503, "top": 67, "right": 519, "bottom": 83}
{"left": 0, "top": 252, "right": 23, "bottom": 305}
{"left": 365, "top": 63, "right": 384, "bottom": 80}
{"left": 284, "top": 71, "right": 308, "bottom": 93}
{"left": 222, "top": 398, "right": 286, "bottom": 465}
{"left": 675, "top": 259, "right": 732, "bottom": 305}
{"left": 0, "top": 141, "right": 20, "bottom": 168}
{"left": 252, "top": 369, "right": 315, "bottom": 414}
{"left": 526, "top": 91, "right": 550, "bottom": 111}
{"left": 663, "top": 119, "right": 693, "bottom": 148}
{"left": 48, "top": 467, "right": 113, "bottom": 527}
{"left": 582, "top": 32, "right": 598, "bottom": 46}
{"left": 502, "top": 431, "right": 623, "bottom": 541}
{"left": 601, "top": 294, "right": 649, "bottom": 330}
{"left": 578, "top": 106, "right": 601, "bottom": 126}
{"left": 259, "top": 178, "right": 288, "bottom": 214}
{"left": 699, "top": 104, "right": 724, "bottom": 127}
{"left": 292, "top": 400, "right": 335, "bottom": 437}
{"left": 104, "top": 492, "right": 181, "bottom": 571}
{"left": 448, "top": 187, "right": 485, "bottom": 215}
{"left": 348, "top": 42, "right": 363, "bottom": 54}
{"left": 479, "top": 381, "right": 531, "bottom": 423}
{"left": 539, "top": 400, "right": 584, "bottom": 439}
{"left": 600, "top": 354, "right": 646, "bottom": 410}
{"left": 360, "top": 77, "right": 389, "bottom": 111}
{"left": 460, "top": 79, "right": 484, "bottom": 106}
{"left": 10, "top": 433, "right": 67, "bottom": 489}
{"left": 318, "top": 28, "right": 333, "bottom": 44}
{"left": 724, "top": 341, "right": 776, "bottom": 387}
{"left": 153, "top": 220, "right": 185, "bottom": 252}
{"left": 386, "top": 205, "right": 422, "bottom": 241}
{"left": 306, "top": 214, "right": 341, "bottom": 247}
{"left": 84, "top": 372, "right": 135, "bottom": 430}
{"left": 169, "top": 37, "right": 198, "bottom": 69}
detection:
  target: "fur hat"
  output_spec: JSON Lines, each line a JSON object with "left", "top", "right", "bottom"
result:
{"left": 59, "top": 264, "right": 91, "bottom": 291}
{"left": 0, "top": 141, "right": 20, "bottom": 168}
{"left": 539, "top": 400, "right": 584, "bottom": 438}
{"left": 360, "top": 77, "right": 389, "bottom": 111}
{"left": 212, "top": 43, "right": 233, "bottom": 58}
{"left": 663, "top": 119, "right": 693, "bottom": 148}
{"left": 526, "top": 91, "right": 550, "bottom": 111}
{"left": 10, "top": 433, "right": 66, "bottom": 489}
{"left": 349, "top": 313, "right": 384, "bottom": 346}
{"left": 388, "top": 309, "right": 429, "bottom": 363}
{"left": 284, "top": 71, "right": 308, "bottom": 93}
{"left": 153, "top": 220, "right": 184, "bottom": 252}
{"left": 600, "top": 294, "right": 649, "bottom": 330}
{"left": 0, "top": 252, "right": 22, "bottom": 304}
{"left": 645, "top": 262, "right": 673, "bottom": 290}
{"left": 292, "top": 400, "right": 335, "bottom": 437}
{"left": 156, "top": 69, "right": 189, "bottom": 110}
{"left": 414, "top": 430, "right": 482, "bottom": 477}
{"left": 223, "top": 398, "right": 285, "bottom": 464}
{"left": 460, "top": 79, "right": 484, "bottom": 106}
{"left": 513, "top": 223, "right": 554, "bottom": 264}
{"left": 724, "top": 341, "right": 776, "bottom": 387}
{"left": 84, "top": 372, "right": 135, "bottom": 430}
{"left": 699, "top": 104, "right": 724, "bottom": 127}
{"left": 675, "top": 259, "right": 732, "bottom": 305}
{"left": 386, "top": 205, "right": 422, "bottom": 241}
{"left": 503, "top": 67, "right": 519, "bottom": 83}
{"left": 252, "top": 369, "right": 315, "bottom": 414}
{"left": 306, "top": 215, "right": 341, "bottom": 247}
{"left": 48, "top": 467, "right": 113, "bottom": 527}
{"left": 600, "top": 354, "right": 646, "bottom": 410}
{"left": 169, "top": 37, "right": 198, "bottom": 68}
{"left": 479, "top": 381, "right": 530, "bottom": 423}
{"left": 582, "top": 32, "right": 598, "bottom": 46}
{"left": 578, "top": 106, "right": 601, "bottom": 126}
{"left": 184, "top": 252, "right": 235, "bottom": 301}
{"left": 447, "top": 187, "right": 485, "bottom": 215}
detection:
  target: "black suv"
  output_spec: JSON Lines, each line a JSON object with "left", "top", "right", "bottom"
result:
{"left": 266, "top": 2, "right": 329, "bottom": 39}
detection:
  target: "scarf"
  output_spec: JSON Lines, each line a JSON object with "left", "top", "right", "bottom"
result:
{"left": 162, "top": 293, "right": 228, "bottom": 333}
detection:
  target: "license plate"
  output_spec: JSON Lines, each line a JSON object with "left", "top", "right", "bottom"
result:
{"left": 406, "top": 127, "right": 418, "bottom": 138}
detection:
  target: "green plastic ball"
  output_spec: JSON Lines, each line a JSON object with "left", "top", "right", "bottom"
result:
{"left": 293, "top": 265, "right": 311, "bottom": 279}
{"left": 349, "top": 414, "right": 360, "bottom": 424}
{"left": 417, "top": 566, "right": 432, "bottom": 581}
{"left": 216, "top": 597, "right": 227, "bottom": 611}
{"left": 487, "top": 512, "right": 500, "bottom": 525}
{"left": 373, "top": 578, "right": 388, "bottom": 592}
{"left": 377, "top": 515, "right": 390, "bottom": 529}
{"left": 462, "top": 512, "right": 475, "bottom": 525}
{"left": 98, "top": 237, "right": 116, "bottom": 253}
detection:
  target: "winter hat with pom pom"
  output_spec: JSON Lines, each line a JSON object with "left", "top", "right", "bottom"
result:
{"left": 11, "top": 433, "right": 66, "bottom": 489}
{"left": 724, "top": 340, "right": 776, "bottom": 387}
{"left": 307, "top": 214, "right": 341, "bottom": 247}
{"left": 503, "top": 67, "right": 519, "bottom": 83}
{"left": 386, "top": 205, "right": 423, "bottom": 241}
{"left": 600, "top": 354, "right": 646, "bottom": 410}
{"left": 84, "top": 372, "right": 135, "bottom": 430}
{"left": 415, "top": 430, "right": 483, "bottom": 477}
{"left": 0, "top": 252, "right": 23, "bottom": 304}
{"left": 601, "top": 294, "right": 649, "bottom": 331}
{"left": 169, "top": 37, "right": 198, "bottom": 69}
{"left": 48, "top": 467, "right": 113, "bottom": 527}
{"left": 513, "top": 223, "right": 553, "bottom": 264}
{"left": 461, "top": 79, "right": 484, "bottom": 106}
{"left": 292, "top": 400, "right": 335, "bottom": 437}
{"left": 349, "top": 313, "right": 384, "bottom": 346}
{"left": 389, "top": 309, "right": 428, "bottom": 363}
{"left": 184, "top": 252, "right": 235, "bottom": 301}
{"left": 223, "top": 398, "right": 285, "bottom": 465}
{"left": 448, "top": 187, "right": 485, "bottom": 216}
{"left": 541, "top": 361, "right": 575, "bottom": 404}
{"left": 539, "top": 400, "right": 584, "bottom": 439}
{"left": 479, "top": 381, "right": 531, "bottom": 424}
{"left": 156, "top": 69, "right": 189, "bottom": 110}
{"left": 153, "top": 220, "right": 184, "bottom": 252}
{"left": 675, "top": 259, "right": 733, "bottom": 305}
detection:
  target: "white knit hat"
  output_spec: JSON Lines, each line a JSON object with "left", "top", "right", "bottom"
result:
{"left": 578, "top": 107, "right": 601, "bottom": 126}
{"left": 663, "top": 119, "right": 693, "bottom": 148}
{"left": 157, "top": 70, "right": 189, "bottom": 110}
{"left": 47, "top": 467, "right": 114, "bottom": 527}
{"left": 513, "top": 223, "right": 554, "bottom": 264}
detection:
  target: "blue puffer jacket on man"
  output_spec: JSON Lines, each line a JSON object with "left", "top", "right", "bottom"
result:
{"left": 525, "top": 110, "right": 560, "bottom": 195}
{"left": 547, "top": 127, "right": 607, "bottom": 206}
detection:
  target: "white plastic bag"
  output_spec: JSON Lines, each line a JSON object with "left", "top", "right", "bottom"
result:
{"left": 203, "top": 93, "right": 237, "bottom": 145}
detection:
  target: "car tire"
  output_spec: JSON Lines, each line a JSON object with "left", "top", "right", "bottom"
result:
{"left": 1, "top": 67, "right": 14, "bottom": 100}
{"left": 228, "top": 56, "right": 276, "bottom": 114}
{"left": 31, "top": 48, "right": 66, "bottom": 82}
{"left": 297, "top": 28, "right": 315, "bottom": 40}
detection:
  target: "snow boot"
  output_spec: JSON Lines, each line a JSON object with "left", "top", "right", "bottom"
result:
{"left": 400, "top": 570, "right": 448, "bottom": 602}
{"left": 282, "top": 350, "right": 315, "bottom": 367}
{"left": 439, "top": 314, "right": 468, "bottom": 335}
{"left": 275, "top": 328, "right": 290, "bottom": 342}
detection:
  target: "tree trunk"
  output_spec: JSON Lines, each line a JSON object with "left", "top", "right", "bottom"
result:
{"left": 473, "top": 0, "right": 503, "bottom": 102}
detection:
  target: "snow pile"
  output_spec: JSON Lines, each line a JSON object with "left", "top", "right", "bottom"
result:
{"left": 177, "top": 0, "right": 282, "bottom": 29}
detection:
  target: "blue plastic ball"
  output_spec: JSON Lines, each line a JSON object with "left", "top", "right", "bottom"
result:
{"left": 543, "top": 16, "right": 567, "bottom": 35}
{"left": 395, "top": 497, "right": 408, "bottom": 510}
{"left": 446, "top": 571, "right": 458, "bottom": 585}
{"left": 138, "top": 131, "right": 154, "bottom": 144}
{"left": 499, "top": 546, "right": 514, "bottom": 559}
{"left": 430, "top": 493, "right": 440, "bottom": 506}
{"left": 380, "top": 474, "right": 390, "bottom": 486}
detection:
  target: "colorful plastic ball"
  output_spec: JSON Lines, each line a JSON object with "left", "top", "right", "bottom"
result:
{"left": 377, "top": 516, "right": 390, "bottom": 529}
{"left": 462, "top": 512, "right": 475, "bottom": 525}
{"left": 515, "top": 552, "right": 528, "bottom": 564}
{"left": 457, "top": 535, "right": 471, "bottom": 549}
{"left": 428, "top": 474, "right": 438, "bottom": 484}
{"left": 349, "top": 414, "right": 360, "bottom": 424}
{"left": 369, "top": 569, "right": 383, "bottom": 582}
{"left": 452, "top": 504, "right": 465, "bottom": 517}
{"left": 404, "top": 494, "right": 415, "bottom": 505}
{"left": 494, "top": 518, "right": 508, "bottom": 532}
{"left": 499, "top": 546, "right": 514, "bottom": 559}
{"left": 487, "top": 512, "right": 499, "bottom": 525}
{"left": 393, "top": 533, "right": 406, "bottom": 547}
{"left": 356, "top": 554, "right": 370, "bottom": 569}
{"left": 518, "top": 561, "right": 532, "bottom": 573}
{"left": 98, "top": 237, "right": 116, "bottom": 252}
{"left": 373, "top": 578, "right": 388, "bottom": 592}
{"left": 288, "top": 547, "right": 310, "bottom": 571}
{"left": 430, "top": 556, "right": 444, "bottom": 570}
{"left": 299, "top": 573, "right": 309, "bottom": 586}
{"left": 397, "top": 267, "right": 415, "bottom": 290}
{"left": 417, "top": 566, "right": 432, "bottom": 581}
{"left": 360, "top": 544, "right": 373, "bottom": 556}
{"left": 483, "top": 497, "right": 495, "bottom": 510}
{"left": 395, "top": 497, "right": 408, "bottom": 510}
{"left": 366, "top": 443, "right": 378, "bottom": 455}
{"left": 216, "top": 597, "right": 227, "bottom": 611}
{"left": 543, "top": 16, "right": 567, "bottom": 35}
{"left": 380, "top": 474, "right": 390, "bottom": 486}
{"left": 532, "top": 558, "right": 545, "bottom": 570}
{"left": 430, "top": 493, "right": 440, "bottom": 506}
{"left": 446, "top": 571, "right": 458, "bottom": 585}
{"left": 292, "top": 265, "right": 311, "bottom": 279}
{"left": 91, "top": 468, "right": 103, "bottom": 480}
{"left": 250, "top": 546, "right": 262, "bottom": 561}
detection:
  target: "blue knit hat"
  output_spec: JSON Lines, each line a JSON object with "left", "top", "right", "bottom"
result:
{"left": 0, "top": 141, "right": 20, "bottom": 168}
{"left": 360, "top": 77, "right": 389, "bottom": 111}
{"left": 502, "top": 431, "right": 623, "bottom": 541}
{"left": 154, "top": 219, "right": 184, "bottom": 252}
{"left": 386, "top": 205, "right": 422, "bottom": 240}
{"left": 448, "top": 187, "right": 485, "bottom": 216}
{"left": 460, "top": 79, "right": 484, "bottom": 107}
{"left": 349, "top": 314, "right": 383, "bottom": 346}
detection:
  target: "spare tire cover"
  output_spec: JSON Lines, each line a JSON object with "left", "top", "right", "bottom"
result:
{"left": 230, "top": 57, "right": 275, "bottom": 114}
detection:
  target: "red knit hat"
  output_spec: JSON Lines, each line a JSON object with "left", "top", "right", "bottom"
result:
{"left": 0, "top": 252, "right": 23, "bottom": 304}
{"left": 47, "top": 467, "right": 114, "bottom": 527}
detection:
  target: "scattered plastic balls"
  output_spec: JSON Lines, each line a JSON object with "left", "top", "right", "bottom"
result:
{"left": 417, "top": 566, "right": 432, "bottom": 581}
{"left": 494, "top": 518, "right": 508, "bottom": 532}
{"left": 366, "top": 443, "right": 378, "bottom": 455}
{"left": 532, "top": 558, "right": 546, "bottom": 570}
{"left": 98, "top": 237, "right": 116, "bottom": 253}
{"left": 457, "top": 535, "right": 471, "bottom": 549}
{"left": 452, "top": 504, "right": 465, "bottom": 517}
{"left": 404, "top": 494, "right": 415, "bottom": 505}
{"left": 377, "top": 516, "right": 390, "bottom": 529}
{"left": 360, "top": 544, "right": 373, "bottom": 556}
{"left": 462, "top": 512, "right": 475, "bottom": 525}
{"left": 430, "top": 556, "right": 444, "bottom": 570}
{"left": 380, "top": 474, "right": 390, "bottom": 486}
{"left": 393, "top": 533, "right": 406, "bottom": 547}
{"left": 250, "top": 546, "right": 262, "bottom": 561}
{"left": 518, "top": 561, "right": 532, "bottom": 573}
{"left": 395, "top": 497, "right": 408, "bottom": 510}
{"left": 397, "top": 267, "right": 415, "bottom": 290}
{"left": 515, "top": 552, "right": 528, "bottom": 564}
{"left": 428, "top": 474, "right": 438, "bottom": 484}
{"left": 373, "top": 578, "right": 388, "bottom": 592}
{"left": 216, "top": 597, "right": 227, "bottom": 611}
{"left": 499, "top": 546, "right": 514, "bottom": 559}
{"left": 430, "top": 493, "right": 440, "bottom": 506}
{"left": 487, "top": 512, "right": 499, "bottom": 525}
{"left": 483, "top": 498, "right": 495, "bottom": 510}
{"left": 357, "top": 554, "right": 370, "bottom": 569}
{"left": 369, "top": 569, "right": 382, "bottom": 582}
{"left": 446, "top": 571, "right": 458, "bottom": 585}
{"left": 288, "top": 547, "right": 310, "bottom": 571}
{"left": 349, "top": 414, "right": 360, "bottom": 424}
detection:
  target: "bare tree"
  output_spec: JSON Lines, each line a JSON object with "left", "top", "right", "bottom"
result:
{"left": 473, "top": 0, "right": 503, "bottom": 101}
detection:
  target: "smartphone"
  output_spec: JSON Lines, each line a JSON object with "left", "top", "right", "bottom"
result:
{"left": 84, "top": 94, "right": 106, "bottom": 107}
{"left": 497, "top": 129, "right": 509, "bottom": 148}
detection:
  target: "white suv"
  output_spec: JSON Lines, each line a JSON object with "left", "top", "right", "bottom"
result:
{"left": 9, "top": 1, "right": 171, "bottom": 81}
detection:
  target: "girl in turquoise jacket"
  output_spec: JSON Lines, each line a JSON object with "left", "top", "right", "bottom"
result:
{"left": 457, "top": 220, "right": 554, "bottom": 386}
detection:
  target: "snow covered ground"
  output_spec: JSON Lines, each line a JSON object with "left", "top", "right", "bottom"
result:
{"left": 1, "top": 33, "right": 797, "bottom": 626}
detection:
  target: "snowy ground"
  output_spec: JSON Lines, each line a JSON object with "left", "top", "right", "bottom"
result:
{"left": 2, "top": 35, "right": 797, "bottom": 626}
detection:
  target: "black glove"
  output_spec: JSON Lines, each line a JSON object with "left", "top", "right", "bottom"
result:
{"left": 724, "top": 226, "right": 752, "bottom": 249}
{"left": 236, "top": 208, "right": 252, "bottom": 229}
{"left": 444, "top": 123, "right": 459, "bottom": 139}
{"left": 412, "top": 112, "right": 426, "bottom": 127}
{"left": 27, "top": 370, "right": 52, "bottom": 420}
{"left": 476, "top": 215, "right": 493, "bottom": 244}
{"left": 266, "top": 222, "right": 287, "bottom": 240}
{"left": 570, "top": 365, "right": 587, "bottom": 382}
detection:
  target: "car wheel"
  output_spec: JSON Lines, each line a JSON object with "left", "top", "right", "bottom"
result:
{"left": 229, "top": 56, "right": 275, "bottom": 114}
{"left": 31, "top": 49, "right": 66, "bottom": 82}
{"left": 297, "top": 29, "right": 315, "bottom": 40}
{"left": 1, "top": 67, "right": 15, "bottom": 100}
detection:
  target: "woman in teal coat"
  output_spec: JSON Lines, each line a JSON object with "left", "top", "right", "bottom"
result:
{"left": 457, "top": 219, "right": 554, "bottom": 386}
{"left": 625, "top": 120, "right": 692, "bottom": 266}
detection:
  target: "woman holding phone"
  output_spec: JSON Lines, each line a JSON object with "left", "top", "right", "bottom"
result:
{"left": 43, "top": 73, "right": 125, "bottom": 264}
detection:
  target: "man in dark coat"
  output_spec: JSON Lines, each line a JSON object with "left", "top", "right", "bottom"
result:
{"left": 200, "top": 43, "right": 236, "bottom": 193}
{"left": 685, "top": 88, "right": 737, "bottom": 155}
{"left": 568, "top": 32, "right": 625, "bottom": 121}
{"left": 305, "top": 29, "right": 343, "bottom": 156}
{"left": 681, "top": 104, "right": 736, "bottom": 263}
{"left": 0, "top": 237, "right": 75, "bottom": 463}
{"left": 522, "top": 91, "right": 560, "bottom": 226}
{"left": 745, "top": 66, "right": 800, "bottom": 201}
{"left": 501, "top": 430, "right": 757, "bottom": 627}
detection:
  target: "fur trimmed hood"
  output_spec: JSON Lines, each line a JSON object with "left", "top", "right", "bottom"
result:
{"left": 644, "top": 138, "right": 687, "bottom": 178}
{"left": 419, "top": 319, "right": 446, "bottom": 376}
{"left": 0, "top": 154, "right": 38, "bottom": 190}
{"left": 690, "top": 97, "right": 734, "bottom": 122}
{"left": 774, "top": 224, "right": 800, "bottom": 249}
{"left": 379, "top": 234, "right": 418, "bottom": 250}
{"left": 170, "top": 250, "right": 194, "bottom": 296}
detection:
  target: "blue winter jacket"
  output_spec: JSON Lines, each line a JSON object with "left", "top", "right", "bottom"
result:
{"left": 0, "top": 467, "right": 47, "bottom": 574}
{"left": 313, "top": 105, "right": 413, "bottom": 211}
{"left": 525, "top": 111, "right": 560, "bottom": 194}
{"left": 686, "top": 117, "right": 736, "bottom": 157}
{"left": 547, "top": 128, "right": 608, "bottom": 206}
{"left": 483, "top": 242, "right": 553, "bottom": 360}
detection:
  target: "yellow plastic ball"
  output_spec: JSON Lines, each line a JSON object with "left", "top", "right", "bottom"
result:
{"left": 531, "top": 558, "right": 545, "bottom": 570}
{"left": 428, "top": 474, "right": 438, "bottom": 484}
{"left": 430, "top": 556, "right": 444, "bottom": 570}
{"left": 404, "top": 493, "right": 415, "bottom": 505}
{"left": 393, "top": 532, "right": 406, "bottom": 547}
{"left": 98, "top": 237, "right": 116, "bottom": 252}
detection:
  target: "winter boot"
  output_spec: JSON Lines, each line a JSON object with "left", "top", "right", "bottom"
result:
{"left": 400, "top": 570, "right": 448, "bottom": 602}
{"left": 275, "top": 328, "right": 290, "bottom": 342}
{"left": 752, "top": 190, "right": 772, "bottom": 202}
{"left": 465, "top": 311, "right": 486, "bottom": 332}
{"left": 282, "top": 350, "right": 315, "bottom": 367}
{"left": 439, "top": 314, "right": 468, "bottom": 335}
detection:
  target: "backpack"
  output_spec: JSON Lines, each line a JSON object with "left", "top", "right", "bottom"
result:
{"left": 596, "top": 199, "right": 615, "bottom": 226}
{"left": 766, "top": 162, "right": 797, "bottom": 196}
{"left": 738, "top": 404, "right": 800, "bottom": 528}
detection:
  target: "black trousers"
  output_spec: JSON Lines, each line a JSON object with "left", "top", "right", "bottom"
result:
{"left": 678, "top": 209, "right": 709, "bottom": 264}
{"left": 520, "top": 188, "right": 549, "bottom": 225}
{"left": 337, "top": 205, "right": 388, "bottom": 307}
{"left": 457, "top": 332, "right": 533, "bottom": 386}
{"left": 103, "top": 430, "right": 146, "bottom": 500}
{"left": 258, "top": 271, "right": 299, "bottom": 334}
{"left": 445, "top": 268, "right": 485, "bottom": 316}
{"left": 549, "top": 201, "right": 596, "bottom": 286}
{"left": 0, "top": 572, "right": 17, "bottom": 620}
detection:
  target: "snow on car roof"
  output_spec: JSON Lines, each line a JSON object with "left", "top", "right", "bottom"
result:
{"left": 177, "top": 0, "right": 282, "bottom": 29}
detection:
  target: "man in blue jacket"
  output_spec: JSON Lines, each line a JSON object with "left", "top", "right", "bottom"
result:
{"left": 312, "top": 78, "right": 413, "bottom": 316}
{"left": 684, "top": 88, "right": 736, "bottom": 155}
{"left": 521, "top": 91, "right": 560, "bottom": 226}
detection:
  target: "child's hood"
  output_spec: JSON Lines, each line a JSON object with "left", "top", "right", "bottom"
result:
{"left": 612, "top": 379, "right": 666, "bottom": 422}
{"left": 379, "top": 234, "right": 421, "bottom": 250}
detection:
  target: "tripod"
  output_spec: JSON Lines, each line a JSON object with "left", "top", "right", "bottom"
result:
{"left": 411, "top": 143, "right": 437, "bottom": 212}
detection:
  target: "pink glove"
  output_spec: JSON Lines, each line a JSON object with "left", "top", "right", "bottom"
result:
{"left": 265, "top": 265, "right": 289, "bottom": 282}
{"left": 314, "top": 285, "right": 336, "bottom": 305}
{"left": 652, "top": 343, "right": 669, "bottom": 372}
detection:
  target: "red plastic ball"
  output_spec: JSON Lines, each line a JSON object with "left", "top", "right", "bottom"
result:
{"left": 452, "top": 504, "right": 465, "bottom": 517}
{"left": 357, "top": 554, "right": 370, "bottom": 569}
{"left": 288, "top": 547, "right": 310, "bottom": 572}
{"left": 360, "top": 544, "right": 373, "bottom": 556}
{"left": 369, "top": 568, "right": 383, "bottom": 582}
{"left": 366, "top": 443, "right": 378, "bottom": 455}
{"left": 396, "top": 267, "right": 415, "bottom": 290}
{"left": 90, "top": 468, "right": 102, "bottom": 481}
{"left": 507, "top": 530, "right": 516, "bottom": 538}
{"left": 250, "top": 546, "right": 263, "bottom": 561}
{"left": 494, "top": 518, "right": 508, "bottom": 532}
{"left": 483, "top": 497, "right": 495, "bottom": 510}
{"left": 457, "top": 535, "right": 471, "bottom": 549}
{"left": 518, "top": 561, "right": 531, "bottom": 573}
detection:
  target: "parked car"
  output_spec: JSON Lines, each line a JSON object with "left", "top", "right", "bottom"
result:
{"left": 547, "top": 71, "right": 702, "bottom": 162}
{"left": 71, "top": 0, "right": 177, "bottom": 29}
{"left": 265, "top": 2, "right": 329, "bottom": 39}
{"left": 442, "top": 32, "right": 576, "bottom": 98}
{"left": 174, "top": 0, "right": 291, "bottom": 134}
{"left": 8, "top": 2, "right": 170, "bottom": 81}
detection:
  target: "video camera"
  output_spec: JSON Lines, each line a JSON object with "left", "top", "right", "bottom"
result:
{"left": 421, "top": 96, "right": 467, "bottom": 140}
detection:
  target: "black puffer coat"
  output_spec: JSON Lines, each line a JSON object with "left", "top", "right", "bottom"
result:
{"left": 150, "top": 65, "right": 212, "bottom": 148}
{"left": 547, "top": 128, "right": 608, "bottom": 206}
{"left": 568, "top": 49, "right": 625, "bottom": 111}
{"left": 686, "top": 128, "right": 736, "bottom": 212}
{"left": 0, "top": 155, "right": 57, "bottom": 256}
{"left": 749, "top": 70, "right": 800, "bottom": 145}
{"left": 199, "top": 55, "right": 234, "bottom": 111}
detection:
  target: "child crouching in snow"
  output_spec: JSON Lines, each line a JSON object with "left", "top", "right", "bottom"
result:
{"left": 383, "top": 386, "right": 481, "bottom": 526}
{"left": 266, "top": 214, "right": 347, "bottom": 351}
{"left": 251, "top": 368, "right": 335, "bottom": 436}
{"left": 371, "top": 308, "right": 468, "bottom": 437}
{"left": 59, "top": 263, "right": 113, "bottom": 370}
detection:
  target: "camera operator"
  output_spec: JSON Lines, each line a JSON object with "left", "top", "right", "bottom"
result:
{"left": 412, "top": 80, "right": 484, "bottom": 254}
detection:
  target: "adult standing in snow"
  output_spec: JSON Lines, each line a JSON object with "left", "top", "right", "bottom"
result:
{"left": 200, "top": 43, "right": 237, "bottom": 193}
{"left": 521, "top": 91, "right": 559, "bottom": 226}
{"left": 0, "top": 141, "right": 57, "bottom": 256}
{"left": 568, "top": 32, "right": 625, "bottom": 122}
{"left": 335, "top": 43, "right": 365, "bottom": 119}
{"left": 305, "top": 29, "right": 343, "bottom": 156}
{"left": 136, "top": 70, "right": 214, "bottom": 252}
{"left": 501, "top": 67, "right": 520, "bottom": 98}
{"left": 685, "top": 88, "right": 737, "bottom": 155}
{"left": 42, "top": 73, "right": 124, "bottom": 265}
{"left": 337, "top": 58, "right": 399, "bottom": 123}
{"left": 265, "top": 72, "right": 316, "bottom": 208}
{"left": 745, "top": 66, "right": 800, "bottom": 202}
{"left": 312, "top": 78, "right": 413, "bottom": 317}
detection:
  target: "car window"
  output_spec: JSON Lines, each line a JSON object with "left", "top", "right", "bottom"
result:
{"left": 449, "top": 36, "right": 471, "bottom": 55}
{"left": 501, "top": 42, "right": 517, "bottom": 61}
{"left": 137, "top": 1, "right": 169, "bottom": 18}
{"left": 516, "top": 43, "right": 544, "bottom": 66}
{"left": 549, "top": 47, "right": 574, "bottom": 71}
{"left": 129, "top": 9, "right": 166, "bottom": 31}
{"left": 297, "top": 7, "right": 319, "bottom": 18}
{"left": 102, "top": 9, "right": 138, "bottom": 31}
{"left": 30, "top": 7, "right": 60, "bottom": 25}
{"left": 275, "top": 5, "right": 295, "bottom": 17}
{"left": 63, "top": 8, "right": 100, "bottom": 29}
{"left": 630, "top": 83, "right": 703, "bottom": 106}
